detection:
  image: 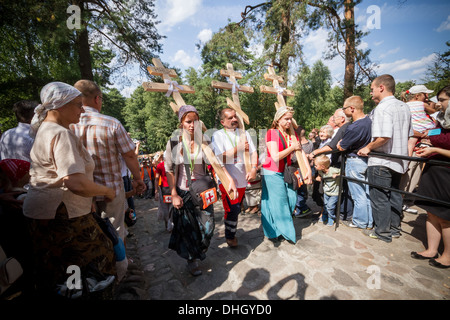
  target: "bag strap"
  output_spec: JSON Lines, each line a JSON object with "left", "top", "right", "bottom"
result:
{"left": 182, "top": 142, "right": 208, "bottom": 188}
{"left": 276, "top": 129, "right": 290, "bottom": 166}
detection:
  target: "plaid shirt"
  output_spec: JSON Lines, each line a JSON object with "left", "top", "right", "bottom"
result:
{"left": 71, "top": 106, "right": 135, "bottom": 199}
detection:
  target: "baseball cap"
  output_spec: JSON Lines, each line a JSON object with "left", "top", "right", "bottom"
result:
{"left": 408, "top": 85, "right": 433, "bottom": 94}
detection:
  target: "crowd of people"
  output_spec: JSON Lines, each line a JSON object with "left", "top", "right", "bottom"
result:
{"left": 0, "top": 74, "right": 449, "bottom": 300}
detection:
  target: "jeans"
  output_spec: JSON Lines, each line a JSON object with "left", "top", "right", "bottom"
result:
{"left": 323, "top": 194, "right": 339, "bottom": 221}
{"left": 367, "top": 166, "right": 403, "bottom": 242}
{"left": 346, "top": 157, "right": 372, "bottom": 228}
{"left": 294, "top": 184, "right": 310, "bottom": 215}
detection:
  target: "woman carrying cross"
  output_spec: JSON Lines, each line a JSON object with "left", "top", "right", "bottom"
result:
{"left": 260, "top": 106, "right": 305, "bottom": 245}
{"left": 164, "top": 105, "right": 237, "bottom": 276}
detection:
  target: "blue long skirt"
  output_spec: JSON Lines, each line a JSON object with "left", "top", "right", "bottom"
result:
{"left": 260, "top": 168, "right": 297, "bottom": 243}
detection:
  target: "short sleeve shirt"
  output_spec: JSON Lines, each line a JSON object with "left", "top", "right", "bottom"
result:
{"left": 339, "top": 116, "right": 372, "bottom": 157}
{"left": 368, "top": 96, "right": 414, "bottom": 173}
{"left": 211, "top": 128, "right": 256, "bottom": 188}
{"left": 0, "top": 122, "right": 34, "bottom": 162}
{"left": 23, "top": 121, "right": 95, "bottom": 219}
{"left": 71, "top": 107, "right": 136, "bottom": 199}
{"left": 262, "top": 129, "right": 297, "bottom": 173}
{"left": 319, "top": 167, "right": 341, "bottom": 196}
{"left": 407, "top": 101, "right": 437, "bottom": 132}
{"left": 155, "top": 161, "right": 169, "bottom": 187}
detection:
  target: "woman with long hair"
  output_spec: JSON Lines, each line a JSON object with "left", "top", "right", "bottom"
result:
{"left": 260, "top": 106, "right": 310, "bottom": 245}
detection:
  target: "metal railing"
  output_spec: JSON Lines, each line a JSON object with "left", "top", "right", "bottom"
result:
{"left": 319, "top": 149, "right": 450, "bottom": 228}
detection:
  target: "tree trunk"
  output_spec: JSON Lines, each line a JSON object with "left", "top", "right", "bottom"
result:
{"left": 279, "top": 6, "right": 291, "bottom": 81}
{"left": 343, "top": 0, "right": 355, "bottom": 100}
{"left": 76, "top": 1, "right": 94, "bottom": 80}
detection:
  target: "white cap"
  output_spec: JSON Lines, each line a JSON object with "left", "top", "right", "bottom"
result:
{"left": 408, "top": 85, "right": 433, "bottom": 94}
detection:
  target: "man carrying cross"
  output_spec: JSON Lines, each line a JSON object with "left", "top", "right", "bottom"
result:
{"left": 211, "top": 108, "right": 258, "bottom": 247}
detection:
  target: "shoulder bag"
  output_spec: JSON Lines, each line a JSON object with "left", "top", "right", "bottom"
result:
{"left": 277, "top": 130, "right": 303, "bottom": 190}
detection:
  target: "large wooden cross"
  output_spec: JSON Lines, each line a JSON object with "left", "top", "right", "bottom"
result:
{"left": 143, "top": 58, "right": 236, "bottom": 199}
{"left": 211, "top": 63, "right": 254, "bottom": 173}
{"left": 260, "top": 66, "right": 310, "bottom": 181}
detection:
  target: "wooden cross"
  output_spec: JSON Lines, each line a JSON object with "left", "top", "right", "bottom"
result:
{"left": 143, "top": 58, "right": 236, "bottom": 200}
{"left": 260, "top": 66, "right": 310, "bottom": 182}
{"left": 211, "top": 63, "right": 254, "bottom": 173}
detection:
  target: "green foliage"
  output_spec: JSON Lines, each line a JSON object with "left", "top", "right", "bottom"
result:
{"left": 101, "top": 87, "right": 127, "bottom": 125}
{"left": 0, "top": 0, "right": 162, "bottom": 131}
{"left": 122, "top": 86, "right": 178, "bottom": 153}
{"left": 292, "top": 61, "right": 344, "bottom": 132}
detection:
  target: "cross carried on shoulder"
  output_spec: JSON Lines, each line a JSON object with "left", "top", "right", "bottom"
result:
{"left": 143, "top": 58, "right": 195, "bottom": 113}
{"left": 260, "top": 65, "right": 310, "bottom": 182}
{"left": 142, "top": 58, "right": 236, "bottom": 200}
{"left": 211, "top": 63, "right": 254, "bottom": 173}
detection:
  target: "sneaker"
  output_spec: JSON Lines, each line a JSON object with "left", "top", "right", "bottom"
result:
{"left": 294, "top": 208, "right": 312, "bottom": 218}
{"left": 326, "top": 219, "right": 334, "bottom": 226}
{"left": 362, "top": 229, "right": 392, "bottom": 243}
{"left": 342, "top": 220, "right": 358, "bottom": 228}
{"left": 402, "top": 205, "right": 418, "bottom": 214}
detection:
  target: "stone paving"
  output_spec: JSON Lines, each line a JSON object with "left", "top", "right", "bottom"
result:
{"left": 115, "top": 196, "right": 450, "bottom": 300}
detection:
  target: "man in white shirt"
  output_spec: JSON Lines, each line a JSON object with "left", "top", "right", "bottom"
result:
{"left": 0, "top": 100, "right": 37, "bottom": 162}
{"left": 211, "top": 108, "right": 258, "bottom": 247}
{"left": 358, "top": 74, "right": 414, "bottom": 243}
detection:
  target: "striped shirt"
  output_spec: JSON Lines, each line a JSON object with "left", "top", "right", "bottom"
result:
{"left": 368, "top": 96, "right": 414, "bottom": 174}
{"left": 70, "top": 106, "right": 135, "bottom": 199}
{"left": 407, "top": 101, "right": 436, "bottom": 132}
{"left": 0, "top": 122, "right": 34, "bottom": 162}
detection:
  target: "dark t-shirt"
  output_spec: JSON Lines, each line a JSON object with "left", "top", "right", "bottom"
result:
{"left": 339, "top": 116, "right": 372, "bottom": 157}
{"left": 327, "top": 122, "right": 351, "bottom": 167}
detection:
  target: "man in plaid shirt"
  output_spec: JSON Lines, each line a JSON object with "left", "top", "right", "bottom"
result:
{"left": 71, "top": 80, "right": 146, "bottom": 241}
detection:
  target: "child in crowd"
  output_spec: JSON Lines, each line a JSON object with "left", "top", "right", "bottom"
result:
{"left": 314, "top": 155, "right": 340, "bottom": 226}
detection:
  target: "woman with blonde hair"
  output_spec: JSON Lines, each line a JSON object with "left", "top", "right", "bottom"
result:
{"left": 260, "top": 106, "right": 310, "bottom": 244}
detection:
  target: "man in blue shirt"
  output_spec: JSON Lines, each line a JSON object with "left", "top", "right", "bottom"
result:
{"left": 0, "top": 100, "right": 37, "bottom": 162}
{"left": 338, "top": 96, "right": 373, "bottom": 230}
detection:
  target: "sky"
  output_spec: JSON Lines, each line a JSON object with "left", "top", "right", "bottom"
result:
{"left": 117, "top": 0, "right": 450, "bottom": 97}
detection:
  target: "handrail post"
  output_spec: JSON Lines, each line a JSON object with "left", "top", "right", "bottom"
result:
{"left": 335, "top": 152, "right": 346, "bottom": 230}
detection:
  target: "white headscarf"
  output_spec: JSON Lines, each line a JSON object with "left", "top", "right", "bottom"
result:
{"left": 274, "top": 106, "right": 294, "bottom": 123}
{"left": 30, "top": 82, "right": 82, "bottom": 136}
{"left": 436, "top": 105, "right": 450, "bottom": 129}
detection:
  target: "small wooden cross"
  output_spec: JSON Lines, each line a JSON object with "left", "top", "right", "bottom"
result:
{"left": 211, "top": 63, "right": 254, "bottom": 173}
{"left": 260, "top": 65, "right": 310, "bottom": 181}
{"left": 143, "top": 58, "right": 236, "bottom": 200}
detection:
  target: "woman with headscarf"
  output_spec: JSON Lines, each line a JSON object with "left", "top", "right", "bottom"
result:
{"left": 412, "top": 85, "right": 450, "bottom": 269}
{"left": 165, "top": 105, "right": 237, "bottom": 276}
{"left": 261, "top": 106, "right": 310, "bottom": 244}
{"left": 23, "top": 82, "right": 117, "bottom": 297}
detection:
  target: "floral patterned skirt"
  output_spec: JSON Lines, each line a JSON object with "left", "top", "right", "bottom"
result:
{"left": 27, "top": 202, "right": 116, "bottom": 294}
